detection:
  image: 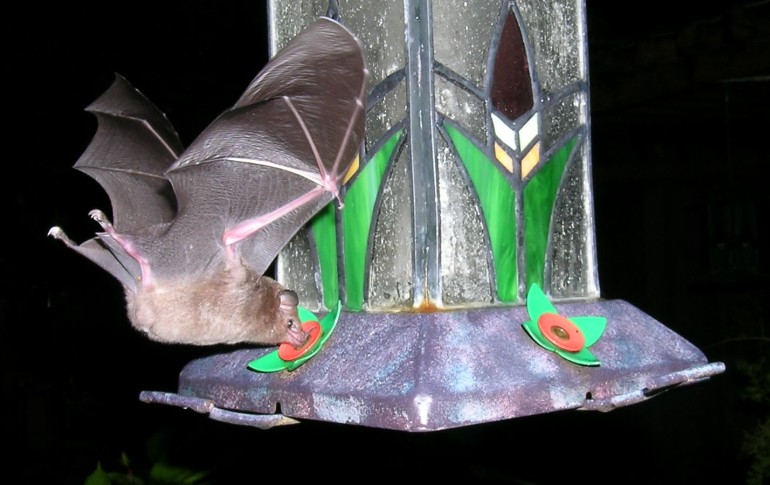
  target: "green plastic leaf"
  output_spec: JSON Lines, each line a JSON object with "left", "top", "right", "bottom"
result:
{"left": 526, "top": 283, "right": 557, "bottom": 320}
{"left": 247, "top": 302, "right": 342, "bottom": 373}
{"left": 247, "top": 349, "right": 287, "bottom": 372}
{"left": 287, "top": 300, "right": 342, "bottom": 370}
{"left": 555, "top": 346, "right": 600, "bottom": 366}
{"left": 521, "top": 319, "right": 557, "bottom": 352}
{"left": 521, "top": 284, "right": 604, "bottom": 366}
{"left": 297, "top": 306, "right": 316, "bottom": 322}
{"left": 569, "top": 316, "right": 607, "bottom": 347}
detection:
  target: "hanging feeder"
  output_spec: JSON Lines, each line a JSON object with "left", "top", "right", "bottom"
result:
{"left": 140, "top": 0, "right": 724, "bottom": 431}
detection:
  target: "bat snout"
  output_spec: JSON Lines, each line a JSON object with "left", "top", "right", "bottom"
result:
{"left": 285, "top": 326, "right": 309, "bottom": 348}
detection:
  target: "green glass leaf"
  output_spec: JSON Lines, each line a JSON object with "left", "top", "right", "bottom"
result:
{"left": 444, "top": 122, "right": 518, "bottom": 302}
{"left": 569, "top": 316, "right": 607, "bottom": 347}
{"left": 525, "top": 283, "right": 557, "bottom": 320}
{"left": 521, "top": 319, "right": 557, "bottom": 352}
{"left": 555, "top": 346, "right": 601, "bottom": 366}
{"left": 523, "top": 137, "right": 577, "bottom": 289}
{"left": 342, "top": 131, "right": 402, "bottom": 310}
{"left": 311, "top": 203, "right": 339, "bottom": 310}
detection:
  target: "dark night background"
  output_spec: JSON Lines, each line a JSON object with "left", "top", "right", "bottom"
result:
{"left": 2, "top": 1, "right": 769, "bottom": 483}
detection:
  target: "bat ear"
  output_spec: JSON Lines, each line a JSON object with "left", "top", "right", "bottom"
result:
{"left": 278, "top": 290, "right": 299, "bottom": 310}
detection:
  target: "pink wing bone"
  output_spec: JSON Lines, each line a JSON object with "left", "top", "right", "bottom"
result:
{"left": 223, "top": 89, "right": 365, "bottom": 259}
{"left": 283, "top": 83, "right": 366, "bottom": 206}
{"left": 329, "top": 82, "right": 366, "bottom": 200}
{"left": 222, "top": 184, "right": 327, "bottom": 261}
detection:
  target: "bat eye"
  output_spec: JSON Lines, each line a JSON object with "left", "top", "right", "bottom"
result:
{"left": 287, "top": 319, "right": 296, "bottom": 329}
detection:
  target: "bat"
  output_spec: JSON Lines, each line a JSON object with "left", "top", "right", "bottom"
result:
{"left": 48, "top": 17, "right": 367, "bottom": 347}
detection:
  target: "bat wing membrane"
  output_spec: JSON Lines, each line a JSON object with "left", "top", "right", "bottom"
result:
{"left": 55, "top": 74, "right": 184, "bottom": 287}
{"left": 75, "top": 74, "right": 183, "bottom": 233}
{"left": 54, "top": 17, "right": 367, "bottom": 288}
{"left": 153, "top": 18, "right": 367, "bottom": 279}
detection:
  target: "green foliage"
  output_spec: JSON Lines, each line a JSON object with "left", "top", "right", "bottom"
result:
{"left": 84, "top": 462, "right": 111, "bottom": 485}
{"left": 743, "top": 418, "right": 770, "bottom": 485}
{"left": 83, "top": 431, "right": 211, "bottom": 485}
{"left": 84, "top": 459, "right": 144, "bottom": 485}
{"left": 737, "top": 357, "right": 770, "bottom": 485}
{"left": 738, "top": 357, "right": 770, "bottom": 405}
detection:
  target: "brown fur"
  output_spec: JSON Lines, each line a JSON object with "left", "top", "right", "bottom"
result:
{"left": 126, "top": 264, "right": 306, "bottom": 346}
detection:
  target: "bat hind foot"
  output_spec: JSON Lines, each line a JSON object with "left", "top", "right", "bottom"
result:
{"left": 88, "top": 209, "right": 114, "bottom": 230}
{"left": 47, "top": 226, "right": 76, "bottom": 247}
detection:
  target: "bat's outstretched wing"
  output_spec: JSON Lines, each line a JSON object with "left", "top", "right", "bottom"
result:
{"left": 50, "top": 74, "right": 184, "bottom": 290}
{"left": 76, "top": 74, "right": 183, "bottom": 232}
{"left": 50, "top": 16, "right": 367, "bottom": 346}
{"left": 145, "top": 17, "right": 368, "bottom": 281}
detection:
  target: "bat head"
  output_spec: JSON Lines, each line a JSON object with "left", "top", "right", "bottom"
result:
{"left": 276, "top": 289, "right": 308, "bottom": 348}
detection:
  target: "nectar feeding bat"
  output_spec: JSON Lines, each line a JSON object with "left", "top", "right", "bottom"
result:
{"left": 48, "top": 17, "right": 368, "bottom": 347}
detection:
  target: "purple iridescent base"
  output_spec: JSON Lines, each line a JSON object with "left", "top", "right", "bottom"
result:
{"left": 140, "top": 299, "right": 724, "bottom": 431}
